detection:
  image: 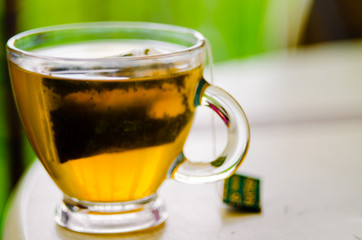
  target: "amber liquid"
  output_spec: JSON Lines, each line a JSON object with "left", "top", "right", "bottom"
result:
{"left": 10, "top": 42, "right": 203, "bottom": 202}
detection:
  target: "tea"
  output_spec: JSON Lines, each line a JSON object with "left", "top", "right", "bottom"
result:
{"left": 9, "top": 40, "right": 203, "bottom": 202}
{"left": 7, "top": 23, "right": 250, "bottom": 234}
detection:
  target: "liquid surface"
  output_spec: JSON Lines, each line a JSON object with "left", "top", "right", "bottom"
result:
{"left": 10, "top": 40, "right": 203, "bottom": 202}
{"left": 31, "top": 40, "right": 185, "bottom": 58}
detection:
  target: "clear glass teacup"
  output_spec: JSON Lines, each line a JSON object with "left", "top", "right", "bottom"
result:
{"left": 6, "top": 22, "right": 250, "bottom": 234}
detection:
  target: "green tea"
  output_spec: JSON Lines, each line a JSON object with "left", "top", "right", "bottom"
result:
{"left": 10, "top": 40, "right": 203, "bottom": 202}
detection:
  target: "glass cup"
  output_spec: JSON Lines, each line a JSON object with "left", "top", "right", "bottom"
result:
{"left": 6, "top": 22, "right": 250, "bottom": 234}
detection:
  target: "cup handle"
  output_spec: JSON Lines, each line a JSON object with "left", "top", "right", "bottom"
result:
{"left": 169, "top": 79, "right": 250, "bottom": 184}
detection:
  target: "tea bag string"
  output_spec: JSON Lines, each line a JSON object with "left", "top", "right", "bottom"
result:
{"left": 205, "top": 39, "right": 216, "bottom": 158}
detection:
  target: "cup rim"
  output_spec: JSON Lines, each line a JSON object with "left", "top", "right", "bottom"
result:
{"left": 6, "top": 21, "right": 206, "bottom": 62}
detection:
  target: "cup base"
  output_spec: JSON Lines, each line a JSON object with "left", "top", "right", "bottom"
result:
{"left": 55, "top": 194, "right": 167, "bottom": 234}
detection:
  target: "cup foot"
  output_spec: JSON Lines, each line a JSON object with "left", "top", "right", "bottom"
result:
{"left": 55, "top": 194, "right": 167, "bottom": 234}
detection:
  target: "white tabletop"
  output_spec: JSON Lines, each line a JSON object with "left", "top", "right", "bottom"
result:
{"left": 4, "top": 40, "right": 362, "bottom": 239}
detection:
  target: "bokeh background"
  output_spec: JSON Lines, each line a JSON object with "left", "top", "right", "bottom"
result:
{"left": 0, "top": 0, "right": 361, "bottom": 233}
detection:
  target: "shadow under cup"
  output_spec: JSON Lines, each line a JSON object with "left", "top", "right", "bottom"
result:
{"left": 6, "top": 22, "right": 250, "bottom": 234}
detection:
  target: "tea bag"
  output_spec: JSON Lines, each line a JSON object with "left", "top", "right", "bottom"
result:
{"left": 115, "top": 48, "right": 163, "bottom": 57}
{"left": 98, "top": 48, "right": 174, "bottom": 77}
{"left": 45, "top": 48, "right": 173, "bottom": 78}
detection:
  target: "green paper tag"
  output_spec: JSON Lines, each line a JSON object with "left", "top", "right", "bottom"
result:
{"left": 223, "top": 173, "right": 261, "bottom": 211}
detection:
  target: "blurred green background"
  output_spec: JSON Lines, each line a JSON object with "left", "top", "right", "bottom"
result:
{"left": 18, "top": 0, "right": 272, "bottom": 60}
{"left": 2, "top": 0, "right": 362, "bottom": 234}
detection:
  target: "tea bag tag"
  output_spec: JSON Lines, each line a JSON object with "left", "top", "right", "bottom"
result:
{"left": 222, "top": 173, "right": 261, "bottom": 212}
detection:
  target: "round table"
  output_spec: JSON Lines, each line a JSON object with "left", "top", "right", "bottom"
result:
{"left": 4, "top": 40, "right": 362, "bottom": 239}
